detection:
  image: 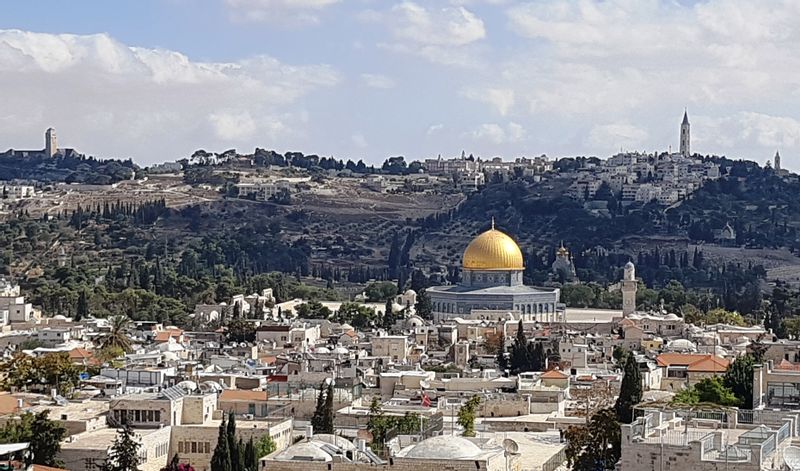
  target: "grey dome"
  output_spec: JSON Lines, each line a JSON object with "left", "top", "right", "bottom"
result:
{"left": 404, "top": 436, "right": 482, "bottom": 459}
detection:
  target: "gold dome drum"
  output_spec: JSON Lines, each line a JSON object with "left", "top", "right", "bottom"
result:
{"left": 462, "top": 228, "right": 524, "bottom": 271}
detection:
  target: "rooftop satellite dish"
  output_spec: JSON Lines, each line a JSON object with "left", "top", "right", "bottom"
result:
{"left": 785, "top": 446, "right": 800, "bottom": 471}
{"left": 502, "top": 439, "right": 519, "bottom": 455}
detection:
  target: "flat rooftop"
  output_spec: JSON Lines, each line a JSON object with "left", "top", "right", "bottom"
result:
{"left": 61, "top": 426, "right": 165, "bottom": 450}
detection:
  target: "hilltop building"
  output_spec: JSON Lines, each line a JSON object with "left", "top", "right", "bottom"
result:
{"left": 426, "top": 221, "right": 562, "bottom": 322}
{"left": 775, "top": 150, "right": 782, "bottom": 172}
{"left": 1, "top": 127, "right": 79, "bottom": 159}
{"left": 551, "top": 242, "right": 577, "bottom": 282}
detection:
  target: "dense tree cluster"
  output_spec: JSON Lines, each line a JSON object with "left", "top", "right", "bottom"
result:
{"left": 0, "top": 411, "right": 67, "bottom": 467}
{"left": 210, "top": 413, "right": 260, "bottom": 471}
{"left": 0, "top": 152, "right": 137, "bottom": 184}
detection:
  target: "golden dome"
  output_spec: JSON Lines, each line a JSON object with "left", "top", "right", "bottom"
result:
{"left": 462, "top": 225, "right": 524, "bottom": 271}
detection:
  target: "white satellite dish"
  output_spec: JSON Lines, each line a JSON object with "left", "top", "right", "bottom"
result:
{"left": 785, "top": 446, "right": 800, "bottom": 471}
{"left": 502, "top": 439, "right": 519, "bottom": 455}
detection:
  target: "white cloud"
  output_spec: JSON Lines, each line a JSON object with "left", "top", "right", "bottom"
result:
{"left": 469, "top": 122, "right": 526, "bottom": 144}
{"left": 361, "top": 73, "right": 396, "bottom": 89}
{"left": 462, "top": 87, "right": 515, "bottom": 116}
{"left": 427, "top": 124, "right": 444, "bottom": 135}
{"left": 380, "top": 2, "right": 486, "bottom": 66}
{"left": 224, "top": 0, "right": 340, "bottom": 24}
{"left": 0, "top": 29, "right": 339, "bottom": 164}
{"left": 588, "top": 123, "right": 650, "bottom": 153}
{"left": 351, "top": 133, "right": 368, "bottom": 148}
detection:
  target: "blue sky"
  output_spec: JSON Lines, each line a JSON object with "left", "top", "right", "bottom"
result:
{"left": 1, "top": 0, "right": 800, "bottom": 168}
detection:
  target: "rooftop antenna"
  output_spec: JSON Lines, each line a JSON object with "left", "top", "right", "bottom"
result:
{"left": 491, "top": 217, "right": 495, "bottom": 230}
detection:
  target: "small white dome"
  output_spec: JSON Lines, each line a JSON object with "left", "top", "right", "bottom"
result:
{"left": 404, "top": 436, "right": 482, "bottom": 459}
{"left": 315, "top": 347, "right": 331, "bottom": 354}
{"left": 311, "top": 434, "right": 356, "bottom": 451}
{"left": 273, "top": 442, "right": 331, "bottom": 462}
{"left": 332, "top": 346, "right": 349, "bottom": 354}
{"left": 340, "top": 323, "right": 354, "bottom": 331}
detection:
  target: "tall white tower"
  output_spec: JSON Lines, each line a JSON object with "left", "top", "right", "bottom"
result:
{"left": 45, "top": 128, "right": 57, "bottom": 157}
{"left": 621, "top": 261, "right": 637, "bottom": 316}
{"left": 679, "top": 110, "right": 690, "bottom": 157}
{"left": 775, "top": 150, "right": 782, "bottom": 171}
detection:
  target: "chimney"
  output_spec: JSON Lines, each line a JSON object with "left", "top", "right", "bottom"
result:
{"left": 305, "top": 425, "right": 313, "bottom": 441}
{"left": 16, "top": 399, "right": 23, "bottom": 410}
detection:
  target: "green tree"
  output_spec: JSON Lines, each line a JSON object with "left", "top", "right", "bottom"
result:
{"left": 495, "top": 331, "right": 508, "bottom": 372}
{"left": 724, "top": 354, "right": 755, "bottom": 409}
{"left": 100, "top": 315, "right": 133, "bottom": 352}
{"left": 414, "top": 289, "right": 433, "bottom": 320}
{"left": 243, "top": 437, "right": 258, "bottom": 471}
{"left": 457, "top": 395, "right": 480, "bottom": 437}
{"left": 364, "top": 282, "right": 398, "bottom": 302}
{"left": 0, "top": 411, "right": 67, "bottom": 467}
{"left": 311, "top": 382, "right": 327, "bottom": 434}
{"left": 255, "top": 434, "right": 276, "bottom": 458}
{"left": 673, "top": 377, "right": 740, "bottom": 407}
{"left": 382, "top": 299, "right": 395, "bottom": 330}
{"left": 614, "top": 353, "right": 642, "bottom": 423}
{"left": 76, "top": 289, "right": 90, "bottom": 321}
{"left": 101, "top": 426, "right": 141, "bottom": 471}
{"left": 565, "top": 408, "right": 620, "bottom": 471}
{"left": 226, "top": 412, "right": 239, "bottom": 471}
{"left": 310, "top": 381, "right": 336, "bottom": 434}
{"left": 322, "top": 380, "right": 335, "bottom": 434}
{"left": 210, "top": 416, "right": 231, "bottom": 471}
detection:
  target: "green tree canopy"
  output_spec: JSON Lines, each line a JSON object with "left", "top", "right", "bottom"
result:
{"left": 673, "top": 377, "right": 740, "bottom": 407}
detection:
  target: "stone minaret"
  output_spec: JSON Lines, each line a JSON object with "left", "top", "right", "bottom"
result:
{"left": 775, "top": 150, "right": 782, "bottom": 171}
{"left": 45, "top": 128, "right": 57, "bottom": 157}
{"left": 680, "top": 110, "right": 690, "bottom": 158}
{"left": 621, "top": 261, "right": 637, "bottom": 316}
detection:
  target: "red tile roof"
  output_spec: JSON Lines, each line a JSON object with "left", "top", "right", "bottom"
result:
{"left": 540, "top": 369, "right": 569, "bottom": 379}
{"left": 656, "top": 353, "right": 729, "bottom": 373}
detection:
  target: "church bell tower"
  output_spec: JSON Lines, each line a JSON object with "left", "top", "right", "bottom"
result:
{"left": 621, "top": 261, "right": 637, "bottom": 316}
{"left": 680, "top": 110, "right": 690, "bottom": 158}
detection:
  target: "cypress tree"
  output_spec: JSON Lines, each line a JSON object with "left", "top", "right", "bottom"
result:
{"left": 495, "top": 331, "right": 508, "bottom": 372}
{"left": 76, "top": 290, "right": 89, "bottom": 322}
{"left": 311, "top": 382, "right": 326, "bottom": 433}
{"left": 210, "top": 416, "right": 231, "bottom": 471}
{"left": 226, "top": 412, "right": 239, "bottom": 471}
{"left": 615, "top": 352, "right": 642, "bottom": 423}
{"left": 322, "top": 380, "right": 335, "bottom": 434}
{"left": 244, "top": 437, "right": 258, "bottom": 471}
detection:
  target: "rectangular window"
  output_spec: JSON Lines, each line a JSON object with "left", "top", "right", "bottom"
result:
{"left": 178, "top": 442, "right": 184, "bottom": 453}
{"left": 155, "top": 410, "right": 161, "bottom": 422}
{"left": 134, "top": 410, "right": 141, "bottom": 422}
{"left": 205, "top": 442, "right": 210, "bottom": 454}
{"left": 191, "top": 442, "right": 197, "bottom": 453}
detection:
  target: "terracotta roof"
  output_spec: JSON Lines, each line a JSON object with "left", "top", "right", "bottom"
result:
{"left": 259, "top": 355, "right": 277, "bottom": 365}
{"left": 341, "top": 331, "right": 358, "bottom": 338}
{"left": 68, "top": 347, "right": 94, "bottom": 359}
{"left": 219, "top": 390, "right": 268, "bottom": 402}
{"left": 0, "top": 393, "right": 30, "bottom": 414}
{"left": 656, "top": 353, "right": 729, "bottom": 372}
{"left": 154, "top": 330, "right": 182, "bottom": 342}
{"left": 776, "top": 359, "right": 800, "bottom": 371}
{"left": 540, "top": 369, "right": 569, "bottom": 379}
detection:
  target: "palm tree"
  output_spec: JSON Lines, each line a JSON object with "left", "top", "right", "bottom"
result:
{"left": 100, "top": 315, "right": 133, "bottom": 353}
